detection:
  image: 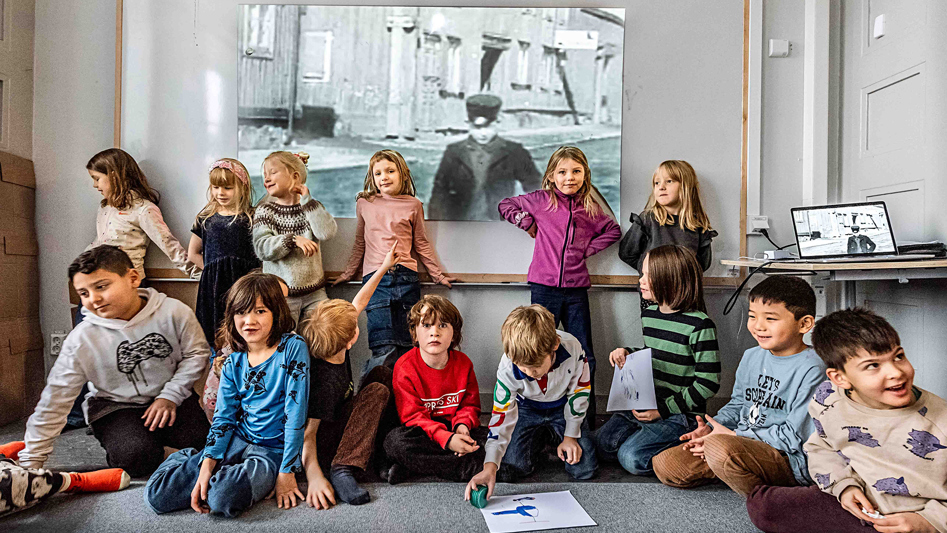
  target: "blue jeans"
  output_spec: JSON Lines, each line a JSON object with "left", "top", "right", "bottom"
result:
{"left": 529, "top": 283, "right": 597, "bottom": 425}
{"left": 144, "top": 434, "right": 281, "bottom": 518}
{"left": 499, "top": 402, "right": 597, "bottom": 481}
{"left": 362, "top": 265, "right": 420, "bottom": 378}
{"left": 596, "top": 412, "right": 696, "bottom": 475}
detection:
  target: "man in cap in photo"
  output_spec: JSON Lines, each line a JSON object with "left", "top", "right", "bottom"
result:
{"left": 428, "top": 94, "right": 542, "bottom": 221}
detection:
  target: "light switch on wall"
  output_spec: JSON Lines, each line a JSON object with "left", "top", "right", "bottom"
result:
{"left": 769, "top": 39, "right": 791, "bottom": 58}
{"left": 873, "top": 14, "right": 886, "bottom": 39}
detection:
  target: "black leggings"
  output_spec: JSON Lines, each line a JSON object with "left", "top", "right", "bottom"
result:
{"left": 90, "top": 395, "right": 210, "bottom": 477}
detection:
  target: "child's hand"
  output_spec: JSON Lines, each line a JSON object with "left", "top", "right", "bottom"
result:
{"left": 557, "top": 436, "right": 583, "bottom": 465}
{"left": 380, "top": 242, "right": 401, "bottom": 271}
{"left": 679, "top": 415, "right": 713, "bottom": 442}
{"left": 332, "top": 272, "right": 353, "bottom": 286}
{"left": 870, "top": 512, "right": 936, "bottom": 533}
{"left": 190, "top": 459, "right": 216, "bottom": 514}
{"left": 839, "top": 486, "right": 879, "bottom": 523}
{"left": 305, "top": 474, "right": 336, "bottom": 510}
{"left": 438, "top": 275, "right": 457, "bottom": 289}
{"left": 448, "top": 433, "right": 480, "bottom": 457}
{"left": 292, "top": 183, "right": 310, "bottom": 198}
{"left": 455, "top": 424, "right": 471, "bottom": 437}
{"left": 609, "top": 348, "right": 629, "bottom": 369}
{"left": 294, "top": 236, "right": 319, "bottom": 257}
{"left": 142, "top": 398, "right": 177, "bottom": 431}
{"left": 526, "top": 223, "right": 537, "bottom": 239}
{"left": 465, "top": 463, "right": 498, "bottom": 501}
{"left": 682, "top": 415, "right": 734, "bottom": 458}
{"left": 632, "top": 409, "right": 661, "bottom": 422}
{"left": 274, "top": 472, "right": 304, "bottom": 509}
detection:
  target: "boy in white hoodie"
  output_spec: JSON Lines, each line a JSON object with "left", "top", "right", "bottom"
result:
{"left": 18, "top": 245, "right": 210, "bottom": 477}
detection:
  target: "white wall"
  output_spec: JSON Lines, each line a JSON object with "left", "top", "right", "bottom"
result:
{"left": 33, "top": 0, "right": 756, "bottom": 409}
{"left": 33, "top": 0, "right": 116, "bottom": 367}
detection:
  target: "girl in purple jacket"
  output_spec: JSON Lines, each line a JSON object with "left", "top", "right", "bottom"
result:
{"left": 498, "top": 146, "right": 622, "bottom": 426}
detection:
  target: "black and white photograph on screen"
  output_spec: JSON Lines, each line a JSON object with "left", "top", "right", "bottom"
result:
{"left": 236, "top": 5, "right": 624, "bottom": 221}
{"left": 793, "top": 203, "right": 895, "bottom": 257}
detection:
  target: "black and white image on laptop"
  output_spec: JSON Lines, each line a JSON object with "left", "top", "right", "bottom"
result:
{"left": 793, "top": 203, "right": 895, "bottom": 258}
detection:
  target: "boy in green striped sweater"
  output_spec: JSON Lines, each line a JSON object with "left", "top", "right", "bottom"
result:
{"left": 597, "top": 245, "right": 721, "bottom": 475}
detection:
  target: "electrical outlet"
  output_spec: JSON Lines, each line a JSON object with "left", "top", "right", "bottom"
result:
{"left": 50, "top": 332, "right": 67, "bottom": 357}
{"left": 748, "top": 215, "right": 770, "bottom": 235}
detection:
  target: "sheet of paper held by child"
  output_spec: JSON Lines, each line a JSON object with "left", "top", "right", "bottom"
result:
{"left": 606, "top": 348, "right": 658, "bottom": 412}
{"left": 479, "top": 490, "right": 596, "bottom": 533}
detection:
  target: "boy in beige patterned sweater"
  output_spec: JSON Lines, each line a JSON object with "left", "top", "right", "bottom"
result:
{"left": 747, "top": 308, "right": 945, "bottom": 533}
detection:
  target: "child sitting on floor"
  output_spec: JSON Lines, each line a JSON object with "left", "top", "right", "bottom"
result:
{"left": 297, "top": 244, "right": 401, "bottom": 508}
{"left": 145, "top": 272, "right": 310, "bottom": 518}
{"left": 384, "top": 295, "right": 485, "bottom": 484}
{"left": 465, "top": 305, "right": 597, "bottom": 502}
{"left": 746, "top": 309, "right": 945, "bottom": 533}
{"left": 652, "top": 275, "right": 825, "bottom": 496}
{"left": 19, "top": 245, "right": 210, "bottom": 478}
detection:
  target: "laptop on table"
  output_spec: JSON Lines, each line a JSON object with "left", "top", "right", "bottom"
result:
{"left": 789, "top": 201, "right": 933, "bottom": 263}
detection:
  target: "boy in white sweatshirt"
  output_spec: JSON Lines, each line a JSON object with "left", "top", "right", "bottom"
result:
{"left": 19, "top": 245, "right": 210, "bottom": 477}
{"left": 465, "top": 305, "right": 597, "bottom": 502}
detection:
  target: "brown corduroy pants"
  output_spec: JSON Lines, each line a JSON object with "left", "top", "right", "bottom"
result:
{"left": 652, "top": 434, "right": 796, "bottom": 496}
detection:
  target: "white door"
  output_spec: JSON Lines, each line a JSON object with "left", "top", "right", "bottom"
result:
{"left": 839, "top": 1, "right": 947, "bottom": 397}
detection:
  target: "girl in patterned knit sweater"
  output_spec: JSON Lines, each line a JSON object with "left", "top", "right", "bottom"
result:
{"left": 335, "top": 150, "right": 455, "bottom": 378}
{"left": 253, "top": 151, "right": 337, "bottom": 324}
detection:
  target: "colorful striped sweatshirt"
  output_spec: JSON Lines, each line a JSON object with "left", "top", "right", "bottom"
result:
{"left": 484, "top": 331, "right": 591, "bottom": 466}
{"left": 640, "top": 306, "right": 721, "bottom": 419}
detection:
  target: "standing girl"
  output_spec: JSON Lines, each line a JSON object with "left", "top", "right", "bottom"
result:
{"left": 145, "top": 272, "right": 310, "bottom": 518}
{"left": 188, "top": 158, "right": 261, "bottom": 348}
{"left": 86, "top": 148, "right": 195, "bottom": 280}
{"left": 498, "top": 146, "right": 622, "bottom": 426}
{"left": 598, "top": 244, "right": 721, "bottom": 476}
{"left": 335, "top": 149, "right": 454, "bottom": 377}
{"left": 618, "top": 160, "right": 716, "bottom": 310}
{"left": 253, "top": 151, "right": 337, "bottom": 324}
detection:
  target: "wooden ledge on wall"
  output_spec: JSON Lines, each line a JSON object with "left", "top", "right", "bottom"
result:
{"left": 139, "top": 268, "right": 742, "bottom": 288}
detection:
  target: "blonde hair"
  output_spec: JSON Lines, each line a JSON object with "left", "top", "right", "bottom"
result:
{"left": 356, "top": 150, "right": 417, "bottom": 201}
{"left": 644, "top": 160, "right": 713, "bottom": 232}
{"left": 501, "top": 305, "right": 559, "bottom": 367}
{"left": 197, "top": 158, "right": 254, "bottom": 224}
{"left": 263, "top": 151, "right": 310, "bottom": 184}
{"left": 86, "top": 148, "right": 160, "bottom": 209}
{"left": 407, "top": 295, "right": 464, "bottom": 350}
{"left": 540, "top": 146, "right": 600, "bottom": 217}
{"left": 300, "top": 299, "right": 358, "bottom": 360}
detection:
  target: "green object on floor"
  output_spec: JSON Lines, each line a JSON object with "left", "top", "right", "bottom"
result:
{"left": 470, "top": 485, "right": 488, "bottom": 509}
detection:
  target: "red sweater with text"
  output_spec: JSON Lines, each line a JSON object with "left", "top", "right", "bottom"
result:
{"left": 393, "top": 347, "right": 481, "bottom": 449}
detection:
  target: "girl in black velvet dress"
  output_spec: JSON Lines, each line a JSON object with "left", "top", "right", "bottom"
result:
{"left": 188, "top": 158, "right": 261, "bottom": 349}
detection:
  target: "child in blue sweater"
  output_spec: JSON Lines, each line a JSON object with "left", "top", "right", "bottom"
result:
{"left": 652, "top": 275, "right": 825, "bottom": 496}
{"left": 145, "top": 272, "right": 310, "bottom": 518}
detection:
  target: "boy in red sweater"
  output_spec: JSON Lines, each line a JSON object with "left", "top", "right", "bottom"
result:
{"left": 383, "top": 295, "right": 485, "bottom": 484}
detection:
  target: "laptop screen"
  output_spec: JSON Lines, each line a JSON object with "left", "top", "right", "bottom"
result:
{"left": 791, "top": 202, "right": 897, "bottom": 259}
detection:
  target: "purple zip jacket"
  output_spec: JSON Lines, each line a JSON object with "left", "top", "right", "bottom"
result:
{"left": 499, "top": 189, "right": 622, "bottom": 288}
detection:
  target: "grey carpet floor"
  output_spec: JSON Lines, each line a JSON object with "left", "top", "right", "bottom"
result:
{"left": 1, "top": 419, "right": 762, "bottom": 533}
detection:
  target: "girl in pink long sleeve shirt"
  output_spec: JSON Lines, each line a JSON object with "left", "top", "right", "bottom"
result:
{"left": 336, "top": 150, "right": 454, "bottom": 378}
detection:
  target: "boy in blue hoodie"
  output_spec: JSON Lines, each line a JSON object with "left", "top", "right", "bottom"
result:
{"left": 652, "top": 276, "right": 825, "bottom": 496}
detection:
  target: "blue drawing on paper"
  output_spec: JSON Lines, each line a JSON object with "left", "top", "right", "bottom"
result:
{"left": 620, "top": 366, "right": 640, "bottom": 402}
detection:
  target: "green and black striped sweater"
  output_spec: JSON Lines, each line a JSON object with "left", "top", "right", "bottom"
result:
{"left": 639, "top": 306, "right": 720, "bottom": 419}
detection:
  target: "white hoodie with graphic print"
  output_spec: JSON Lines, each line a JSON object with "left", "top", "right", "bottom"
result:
{"left": 19, "top": 288, "right": 209, "bottom": 468}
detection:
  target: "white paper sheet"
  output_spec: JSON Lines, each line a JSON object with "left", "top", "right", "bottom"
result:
{"left": 479, "top": 490, "right": 596, "bottom": 533}
{"left": 606, "top": 348, "right": 658, "bottom": 411}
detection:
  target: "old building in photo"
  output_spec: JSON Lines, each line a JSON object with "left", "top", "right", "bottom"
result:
{"left": 238, "top": 5, "right": 623, "bottom": 220}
